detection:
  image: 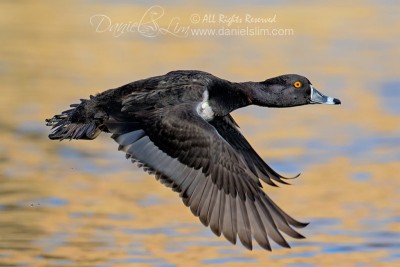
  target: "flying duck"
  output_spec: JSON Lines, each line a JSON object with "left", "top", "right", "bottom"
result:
{"left": 46, "top": 70, "right": 341, "bottom": 251}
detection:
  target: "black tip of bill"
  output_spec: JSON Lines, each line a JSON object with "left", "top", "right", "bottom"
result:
{"left": 333, "top": 98, "right": 341, "bottom": 105}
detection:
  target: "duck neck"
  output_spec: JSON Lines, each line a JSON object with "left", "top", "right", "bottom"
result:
{"left": 208, "top": 80, "right": 278, "bottom": 116}
{"left": 206, "top": 80, "right": 251, "bottom": 116}
{"left": 239, "top": 81, "right": 281, "bottom": 107}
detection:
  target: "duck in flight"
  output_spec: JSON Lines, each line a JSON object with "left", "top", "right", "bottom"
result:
{"left": 46, "top": 70, "right": 341, "bottom": 251}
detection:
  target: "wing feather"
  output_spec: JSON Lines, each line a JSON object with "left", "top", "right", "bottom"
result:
{"left": 106, "top": 103, "right": 306, "bottom": 250}
{"left": 210, "top": 115, "right": 300, "bottom": 186}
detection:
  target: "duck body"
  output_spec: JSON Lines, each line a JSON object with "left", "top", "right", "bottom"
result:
{"left": 46, "top": 70, "right": 340, "bottom": 251}
{"left": 94, "top": 70, "right": 249, "bottom": 122}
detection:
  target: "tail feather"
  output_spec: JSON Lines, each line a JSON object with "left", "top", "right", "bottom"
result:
{"left": 46, "top": 96, "right": 104, "bottom": 140}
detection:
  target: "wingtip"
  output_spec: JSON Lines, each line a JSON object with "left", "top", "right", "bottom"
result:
{"left": 300, "top": 221, "right": 310, "bottom": 228}
{"left": 242, "top": 242, "right": 253, "bottom": 251}
{"left": 281, "top": 172, "right": 301, "bottom": 180}
{"left": 222, "top": 233, "right": 237, "bottom": 246}
{"left": 293, "top": 221, "right": 310, "bottom": 229}
{"left": 210, "top": 225, "right": 222, "bottom": 237}
{"left": 275, "top": 236, "right": 291, "bottom": 249}
{"left": 255, "top": 239, "right": 272, "bottom": 251}
{"left": 283, "top": 242, "right": 291, "bottom": 249}
{"left": 296, "top": 233, "right": 307, "bottom": 239}
{"left": 261, "top": 244, "right": 272, "bottom": 251}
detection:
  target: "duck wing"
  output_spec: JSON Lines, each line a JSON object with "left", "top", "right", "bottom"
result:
{"left": 209, "top": 115, "right": 300, "bottom": 187}
{"left": 105, "top": 103, "right": 306, "bottom": 251}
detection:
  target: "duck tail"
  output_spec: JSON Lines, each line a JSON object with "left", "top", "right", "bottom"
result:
{"left": 45, "top": 95, "right": 106, "bottom": 141}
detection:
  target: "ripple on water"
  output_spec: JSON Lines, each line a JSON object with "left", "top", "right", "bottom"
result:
{"left": 36, "top": 197, "right": 68, "bottom": 207}
{"left": 217, "top": 248, "right": 241, "bottom": 254}
{"left": 137, "top": 194, "right": 163, "bottom": 207}
{"left": 0, "top": 253, "right": 8, "bottom": 259}
{"left": 287, "top": 264, "right": 316, "bottom": 267}
{"left": 33, "top": 232, "right": 72, "bottom": 254}
{"left": 269, "top": 213, "right": 400, "bottom": 262}
{"left": 69, "top": 211, "right": 95, "bottom": 218}
{"left": 310, "top": 218, "right": 342, "bottom": 227}
{"left": 306, "top": 129, "right": 400, "bottom": 164}
{"left": 107, "top": 213, "right": 134, "bottom": 221}
{"left": 58, "top": 147, "right": 102, "bottom": 174}
{"left": 202, "top": 257, "right": 256, "bottom": 264}
{"left": 270, "top": 250, "right": 318, "bottom": 260}
{"left": 108, "top": 257, "right": 168, "bottom": 265}
{"left": 35, "top": 257, "right": 75, "bottom": 267}
{"left": 320, "top": 244, "right": 357, "bottom": 254}
{"left": 18, "top": 197, "right": 68, "bottom": 208}
{"left": 57, "top": 145, "right": 138, "bottom": 176}
{"left": 126, "top": 241, "right": 152, "bottom": 256}
{"left": 380, "top": 81, "right": 400, "bottom": 115}
{"left": 352, "top": 172, "right": 371, "bottom": 182}
{"left": 121, "top": 227, "right": 177, "bottom": 237}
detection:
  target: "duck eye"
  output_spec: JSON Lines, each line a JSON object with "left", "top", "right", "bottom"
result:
{"left": 294, "top": 81, "right": 302, "bottom": 88}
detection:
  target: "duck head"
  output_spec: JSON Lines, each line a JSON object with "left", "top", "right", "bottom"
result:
{"left": 252, "top": 74, "right": 341, "bottom": 107}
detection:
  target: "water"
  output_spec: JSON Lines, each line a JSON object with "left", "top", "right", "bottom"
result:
{"left": 1, "top": 1, "right": 400, "bottom": 266}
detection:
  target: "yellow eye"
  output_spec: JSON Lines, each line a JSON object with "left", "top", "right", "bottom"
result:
{"left": 294, "top": 81, "right": 302, "bottom": 88}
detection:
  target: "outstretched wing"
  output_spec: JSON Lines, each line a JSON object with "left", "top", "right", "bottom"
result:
{"left": 209, "top": 115, "right": 300, "bottom": 187}
{"left": 106, "top": 104, "right": 306, "bottom": 251}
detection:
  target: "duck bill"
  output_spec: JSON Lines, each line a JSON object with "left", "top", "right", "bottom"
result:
{"left": 309, "top": 85, "right": 341, "bottom": 105}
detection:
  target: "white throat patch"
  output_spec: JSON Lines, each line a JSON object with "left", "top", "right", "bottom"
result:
{"left": 197, "top": 90, "right": 214, "bottom": 121}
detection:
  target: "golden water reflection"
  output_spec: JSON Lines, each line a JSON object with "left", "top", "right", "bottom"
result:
{"left": 1, "top": 1, "right": 400, "bottom": 266}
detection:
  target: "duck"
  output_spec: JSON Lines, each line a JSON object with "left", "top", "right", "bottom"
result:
{"left": 46, "top": 70, "right": 341, "bottom": 251}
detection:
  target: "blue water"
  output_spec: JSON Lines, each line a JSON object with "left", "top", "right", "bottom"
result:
{"left": 380, "top": 81, "right": 400, "bottom": 115}
{"left": 202, "top": 257, "right": 256, "bottom": 264}
{"left": 352, "top": 172, "right": 371, "bottom": 182}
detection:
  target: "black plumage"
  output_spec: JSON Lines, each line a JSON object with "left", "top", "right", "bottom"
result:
{"left": 46, "top": 70, "right": 340, "bottom": 251}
